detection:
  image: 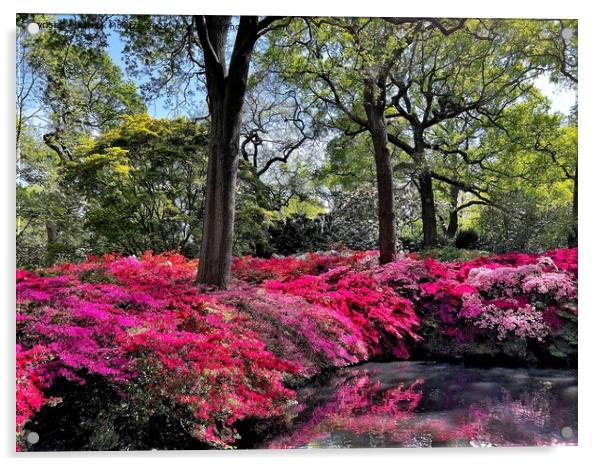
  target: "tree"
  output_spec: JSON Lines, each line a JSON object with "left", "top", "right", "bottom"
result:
{"left": 66, "top": 115, "right": 209, "bottom": 256}
{"left": 17, "top": 14, "right": 145, "bottom": 264}
{"left": 191, "top": 16, "right": 286, "bottom": 288}
{"left": 264, "top": 18, "right": 545, "bottom": 254}
{"left": 241, "top": 69, "right": 318, "bottom": 178}
{"left": 120, "top": 14, "right": 289, "bottom": 287}
{"left": 439, "top": 92, "right": 576, "bottom": 251}
{"left": 382, "top": 19, "right": 549, "bottom": 247}
{"left": 16, "top": 125, "right": 86, "bottom": 267}
{"left": 264, "top": 18, "right": 426, "bottom": 262}
{"left": 534, "top": 19, "right": 578, "bottom": 245}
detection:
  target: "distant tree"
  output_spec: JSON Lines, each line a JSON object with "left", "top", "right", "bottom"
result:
{"left": 16, "top": 125, "right": 85, "bottom": 267}
{"left": 17, "top": 14, "right": 145, "bottom": 264}
{"left": 264, "top": 17, "right": 429, "bottom": 262}
{"left": 65, "top": 115, "right": 209, "bottom": 256}
{"left": 383, "top": 19, "right": 548, "bottom": 247}
{"left": 437, "top": 92, "right": 577, "bottom": 251}
{"left": 266, "top": 18, "right": 554, "bottom": 256}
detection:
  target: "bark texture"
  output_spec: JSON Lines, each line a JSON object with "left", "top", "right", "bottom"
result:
{"left": 194, "top": 16, "right": 264, "bottom": 288}
{"left": 417, "top": 171, "right": 438, "bottom": 248}
{"left": 363, "top": 80, "right": 396, "bottom": 264}
{"left": 446, "top": 185, "right": 460, "bottom": 238}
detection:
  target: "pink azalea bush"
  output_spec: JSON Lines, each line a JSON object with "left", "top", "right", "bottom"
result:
{"left": 231, "top": 250, "right": 378, "bottom": 284}
{"left": 264, "top": 265, "right": 420, "bottom": 359}
{"left": 16, "top": 247, "right": 577, "bottom": 450}
{"left": 215, "top": 287, "right": 370, "bottom": 377}
{"left": 16, "top": 252, "right": 300, "bottom": 449}
{"left": 376, "top": 249, "right": 577, "bottom": 362}
{"left": 16, "top": 344, "right": 51, "bottom": 450}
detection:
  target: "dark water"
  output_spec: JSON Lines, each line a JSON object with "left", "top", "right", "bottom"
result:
{"left": 262, "top": 361, "right": 577, "bottom": 448}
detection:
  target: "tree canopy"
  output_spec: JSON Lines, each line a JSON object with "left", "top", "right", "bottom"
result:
{"left": 16, "top": 15, "right": 577, "bottom": 277}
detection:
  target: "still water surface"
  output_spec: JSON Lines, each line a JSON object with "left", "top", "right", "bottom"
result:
{"left": 262, "top": 361, "right": 577, "bottom": 448}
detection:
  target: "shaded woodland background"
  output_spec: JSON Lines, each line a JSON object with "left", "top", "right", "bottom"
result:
{"left": 16, "top": 15, "right": 577, "bottom": 285}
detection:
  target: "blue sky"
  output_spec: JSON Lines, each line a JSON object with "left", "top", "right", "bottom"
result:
{"left": 533, "top": 75, "right": 577, "bottom": 114}
{"left": 105, "top": 29, "right": 173, "bottom": 118}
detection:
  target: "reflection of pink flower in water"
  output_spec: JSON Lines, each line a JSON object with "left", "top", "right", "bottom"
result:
{"left": 500, "top": 385, "right": 552, "bottom": 429}
{"left": 266, "top": 371, "right": 575, "bottom": 448}
{"left": 395, "top": 383, "right": 571, "bottom": 447}
{"left": 266, "top": 371, "right": 424, "bottom": 448}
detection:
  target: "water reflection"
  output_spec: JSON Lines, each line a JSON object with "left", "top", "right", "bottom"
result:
{"left": 263, "top": 361, "right": 577, "bottom": 448}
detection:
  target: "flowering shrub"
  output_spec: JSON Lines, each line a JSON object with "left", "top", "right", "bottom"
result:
{"left": 472, "top": 304, "right": 549, "bottom": 341}
{"left": 265, "top": 266, "right": 420, "bottom": 359}
{"left": 215, "top": 287, "right": 369, "bottom": 378}
{"left": 375, "top": 251, "right": 578, "bottom": 362}
{"left": 16, "top": 344, "right": 50, "bottom": 450}
{"left": 16, "top": 253, "right": 299, "bottom": 449}
{"left": 232, "top": 250, "right": 378, "bottom": 283}
{"left": 16, "top": 247, "right": 577, "bottom": 450}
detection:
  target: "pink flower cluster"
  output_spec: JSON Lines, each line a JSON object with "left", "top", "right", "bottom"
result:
{"left": 232, "top": 250, "right": 378, "bottom": 283}
{"left": 15, "top": 247, "right": 577, "bottom": 449}
{"left": 16, "top": 344, "right": 49, "bottom": 450}
{"left": 216, "top": 287, "right": 369, "bottom": 377}
{"left": 459, "top": 257, "right": 577, "bottom": 341}
{"left": 472, "top": 304, "right": 549, "bottom": 341}
{"left": 16, "top": 252, "right": 299, "bottom": 449}
{"left": 466, "top": 257, "right": 575, "bottom": 302}
{"left": 265, "top": 265, "right": 421, "bottom": 359}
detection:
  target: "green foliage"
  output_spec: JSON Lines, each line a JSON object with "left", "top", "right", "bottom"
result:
{"left": 16, "top": 127, "right": 87, "bottom": 267}
{"left": 455, "top": 229, "right": 480, "bottom": 250}
{"left": 436, "top": 92, "right": 577, "bottom": 253}
{"left": 320, "top": 135, "right": 376, "bottom": 189}
{"left": 65, "top": 114, "right": 208, "bottom": 257}
{"left": 546, "top": 307, "right": 577, "bottom": 364}
{"left": 418, "top": 246, "right": 490, "bottom": 263}
{"left": 16, "top": 15, "right": 578, "bottom": 263}
{"left": 19, "top": 15, "right": 145, "bottom": 137}
{"left": 477, "top": 199, "right": 574, "bottom": 253}
{"left": 16, "top": 16, "right": 150, "bottom": 267}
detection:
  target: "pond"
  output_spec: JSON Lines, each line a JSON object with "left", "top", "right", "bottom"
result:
{"left": 261, "top": 361, "right": 578, "bottom": 449}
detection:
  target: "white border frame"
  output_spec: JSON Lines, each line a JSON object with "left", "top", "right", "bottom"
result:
{"left": 3, "top": 1, "right": 600, "bottom": 465}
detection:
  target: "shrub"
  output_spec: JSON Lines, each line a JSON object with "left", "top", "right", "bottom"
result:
{"left": 419, "top": 246, "right": 488, "bottom": 263}
{"left": 455, "top": 229, "right": 480, "bottom": 250}
{"left": 265, "top": 265, "right": 421, "bottom": 359}
{"left": 267, "top": 214, "right": 333, "bottom": 256}
{"left": 377, "top": 250, "right": 578, "bottom": 363}
{"left": 16, "top": 247, "right": 577, "bottom": 450}
{"left": 16, "top": 253, "right": 299, "bottom": 449}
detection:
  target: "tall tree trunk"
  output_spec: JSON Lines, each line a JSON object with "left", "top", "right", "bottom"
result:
{"left": 446, "top": 185, "right": 460, "bottom": 238}
{"left": 418, "top": 171, "right": 438, "bottom": 248}
{"left": 372, "top": 138, "right": 397, "bottom": 264}
{"left": 46, "top": 223, "right": 59, "bottom": 244}
{"left": 363, "top": 80, "right": 396, "bottom": 264}
{"left": 568, "top": 163, "right": 578, "bottom": 247}
{"left": 412, "top": 127, "right": 438, "bottom": 249}
{"left": 45, "top": 223, "right": 59, "bottom": 266}
{"left": 197, "top": 107, "right": 241, "bottom": 288}
{"left": 194, "top": 16, "right": 259, "bottom": 288}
